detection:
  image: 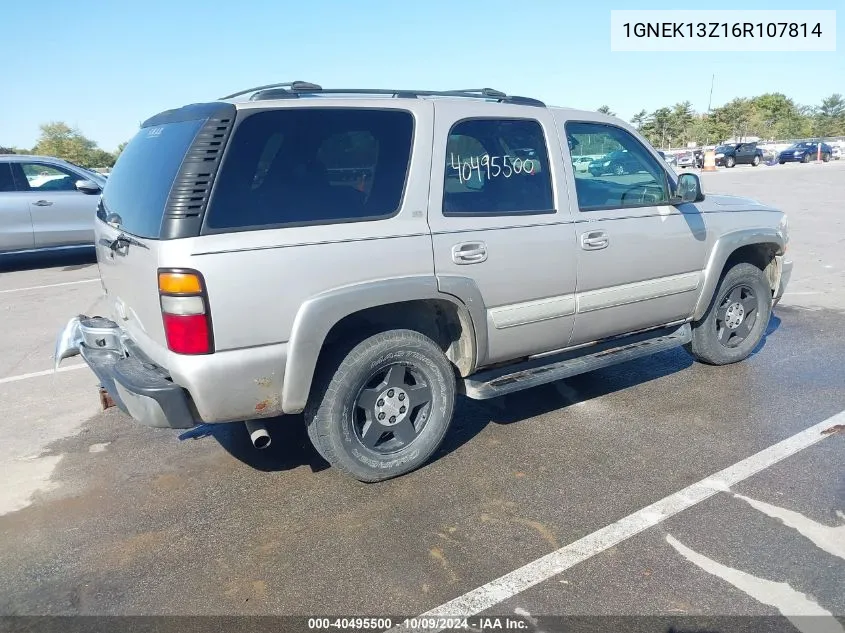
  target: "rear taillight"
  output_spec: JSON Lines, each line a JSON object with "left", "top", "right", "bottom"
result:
{"left": 158, "top": 269, "right": 213, "bottom": 355}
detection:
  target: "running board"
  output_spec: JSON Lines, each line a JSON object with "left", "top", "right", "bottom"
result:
{"left": 463, "top": 324, "right": 692, "bottom": 400}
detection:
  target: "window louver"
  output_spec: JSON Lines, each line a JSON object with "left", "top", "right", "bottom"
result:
{"left": 164, "top": 117, "right": 233, "bottom": 221}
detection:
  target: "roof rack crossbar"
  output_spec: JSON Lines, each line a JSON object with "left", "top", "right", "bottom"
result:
{"left": 244, "top": 86, "right": 545, "bottom": 107}
{"left": 220, "top": 81, "right": 322, "bottom": 100}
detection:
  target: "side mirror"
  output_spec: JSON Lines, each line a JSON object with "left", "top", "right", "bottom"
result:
{"left": 75, "top": 179, "right": 101, "bottom": 194}
{"left": 674, "top": 172, "right": 704, "bottom": 203}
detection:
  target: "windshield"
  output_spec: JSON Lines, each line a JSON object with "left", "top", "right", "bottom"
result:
{"left": 66, "top": 162, "right": 108, "bottom": 186}
{"left": 789, "top": 143, "right": 812, "bottom": 150}
{"left": 100, "top": 119, "right": 204, "bottom": 238}
{"left": 715, "top": 145, "right": 732, "bottom": 153}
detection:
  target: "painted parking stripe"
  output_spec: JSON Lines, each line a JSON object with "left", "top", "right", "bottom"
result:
{"left": 390, "top": 410, "right": 845, "bottom": 633}
{"left": 0, "top": 364, "right": 87, "bottom": 385}
{"left": 0, "top": 279, "right": 100, "bottom": 294}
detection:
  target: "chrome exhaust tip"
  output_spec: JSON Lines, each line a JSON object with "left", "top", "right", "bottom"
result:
{"left": 245, "top": 420, "right": 271, "bottom": 449}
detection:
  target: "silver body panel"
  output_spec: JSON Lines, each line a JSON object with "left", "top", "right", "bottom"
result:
{"left": 57, "top": 98, "right": 791, "bottom": 427}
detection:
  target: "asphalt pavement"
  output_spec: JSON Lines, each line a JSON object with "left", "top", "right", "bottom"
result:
{"left": 0, "top": 161, "right": 843, "bottom": 633}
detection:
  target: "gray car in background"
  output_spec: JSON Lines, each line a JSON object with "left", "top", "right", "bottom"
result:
{"left": 0, "top": 154, "right": 106, "bottom": 254}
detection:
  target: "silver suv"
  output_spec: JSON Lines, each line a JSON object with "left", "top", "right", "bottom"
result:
{"left": 55, "top": 82, "right": 793, "bottom": 482}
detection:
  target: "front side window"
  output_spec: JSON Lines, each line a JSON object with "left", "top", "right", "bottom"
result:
{"left": 566, "top": 122, "right": 670, "bottom": 211}
{"left": 442, "top": 118, "right": 554, "bottom": 216}
{"left": 205, "top": 108, "right": 414, "bottom": 230}
{"left": 17, "top": 163, "right": 80, "bottom": 192}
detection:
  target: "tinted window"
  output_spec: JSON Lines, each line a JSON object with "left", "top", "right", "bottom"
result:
{"left": 101, "top": 119, "right": 204, "bottom": 238}
{"left": 565, "top": 122, "right": 670, "bottom": 211}
{"left": 17, "top": 163, "right": 80, "bottom": 191}
{"left": 205, "top": 108, "right": 414, "bottom": 230}
{"left": 0, "top": 163, "right": 14, "bottom": 192}
{"left": 443, "top": 119, "right": 553, "bottom": 215}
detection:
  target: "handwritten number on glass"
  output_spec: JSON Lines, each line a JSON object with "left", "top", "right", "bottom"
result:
{"left": 449, "top": 153, "right": 535, "bottom": 184}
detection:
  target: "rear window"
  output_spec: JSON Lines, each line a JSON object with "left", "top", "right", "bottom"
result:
{"left": 204, "top": 108, "right": 414, "bottom": 230}
{"left": 101, "top": 119, "right": 204, "bottom": 238}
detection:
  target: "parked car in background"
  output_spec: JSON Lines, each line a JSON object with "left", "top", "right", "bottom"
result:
{"left": 831, "top": 145, "right": 842, "bottom": 160}
{"left": 657, "top": 151, "right": 678, "bottom": 168}
{"left": 777, "top": 141, "right": 832, "bottom": 164}
{"left": 588, "top": 149, "right": 641, "bottom": 176}
{"left": 0, "top": 155, "right": 106, "bottom": 254}
{"left": 676, "top": 149, "right": 703, "bottom": 169}
{"left": 572, "top": 155, "right": 594, "bottom": 172}
{"left": 714, "top": 142, "right": 764, "bottom": 168}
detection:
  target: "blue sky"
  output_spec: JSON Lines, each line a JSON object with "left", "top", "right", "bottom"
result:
{"left": 1, "top": 0, "right": 841, "bottom": 152}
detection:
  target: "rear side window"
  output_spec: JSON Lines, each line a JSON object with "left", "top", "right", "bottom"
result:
{"left": 442, "top": 118, "right": 554, "bottom": 216}
{"left": 204, "top": 108, "right": 414, "bottom": 230}
{"left": 101, "top": 119, "right": 205, "bottom": 238}
{"left": 0, "top": 163, "right": 14, "bottom": 192}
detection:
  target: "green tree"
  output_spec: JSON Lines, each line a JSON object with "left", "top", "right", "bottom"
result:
{"left": 32, "top": 122, "right": 98, "bottom": 165}
{"left": 813, "top": 94, "right": 845, "bottom": 137}
{"left": 630, "top": 110, "right": 648, "bottom": 130}
{"left": 86, "top": 148, "right": 117, "bottom": 168}
{"left": 597, "top": 105, "right": 616, "bottom": 116}
{"left": 115, "top": 141, "right": 129, "bottom": 157}
{"left": 642, "top": 107, "right": 672, "bottom": 147}
{"left": 669, "top": 101, "right": 695, "bottom": 144}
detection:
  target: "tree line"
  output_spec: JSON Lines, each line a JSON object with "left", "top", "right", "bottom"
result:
{"left": 599, "top": 93, "right": 845, "bottom": 149}
{"left": 0, "top": 122, "right": 127, "bottom": 169}
{"left": 3, "top": 92, "right": 844, "bottom": 166}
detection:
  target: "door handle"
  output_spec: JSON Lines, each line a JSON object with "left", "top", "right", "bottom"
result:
{"left": 581, "top": 230, "right": 609, "bottom": 250}
{"left": 33, "top": 200, "right": 54, "bottom": 207}
{"left": 451, "top": 241, "right": 488, "bottom": 264}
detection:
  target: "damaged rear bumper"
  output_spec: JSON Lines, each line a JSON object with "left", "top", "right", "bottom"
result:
{"left": 54, "top": 316, "right": 196, "bottom": 429}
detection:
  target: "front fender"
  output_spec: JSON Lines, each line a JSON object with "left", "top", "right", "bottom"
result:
{"left": 281, "top": 276, "right": 484, "bottom": 414}
{"left": 693, "top": 228, "right": 786, "bottom": 320}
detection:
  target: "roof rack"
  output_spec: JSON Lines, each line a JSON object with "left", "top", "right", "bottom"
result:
{"left": 219, "top": 82, "right": 545, "bottom": 107}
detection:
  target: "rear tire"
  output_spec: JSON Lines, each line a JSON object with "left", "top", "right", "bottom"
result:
{"left": 752, "top": 155, "right": 760, "bottom": 166}
{"left": 305, "top": 329, "right": 456, "bottom": 482}
{"left": 684, "top": 263, "right": 772, "bottom": 366}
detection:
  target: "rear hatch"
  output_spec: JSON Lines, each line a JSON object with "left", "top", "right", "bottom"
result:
{"left": 95, "top": 103, "right": 235, "bottom": 359}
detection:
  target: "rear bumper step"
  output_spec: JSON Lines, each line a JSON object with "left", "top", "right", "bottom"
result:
{"left": 54, "top": 316, "right": 196, "bottom": 429}
{"left": 463, "top": 324, "right": 692, "bottom": 400}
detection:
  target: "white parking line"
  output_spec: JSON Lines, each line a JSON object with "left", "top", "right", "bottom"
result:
{"left": 0, "top": 279, "right": 100, "bottom": 294}
{"left": 0, "top": 364, "right": 87, "bottom": 385}
{"left": 665, "top": 534, "right": 843, "bottom": 633}
{"left": 391, "top": 410, "right": 845, "bottom": 632}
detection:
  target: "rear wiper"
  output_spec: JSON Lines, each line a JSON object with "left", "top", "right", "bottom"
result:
{"left": 100, "top": 233, "right": 149, "bottom": 252}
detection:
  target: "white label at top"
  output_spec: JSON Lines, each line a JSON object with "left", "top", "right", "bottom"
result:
{"left": 610, "top": 10, "right": 836, "bottom": 52}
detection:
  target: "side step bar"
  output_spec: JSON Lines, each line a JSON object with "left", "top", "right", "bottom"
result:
{"left": 462, "top": 323, "right": 692, "bottom": 400}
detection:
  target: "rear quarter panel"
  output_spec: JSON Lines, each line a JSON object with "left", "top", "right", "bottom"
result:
{"left": 152, "top": 101, "right": 436, "bottom": 421}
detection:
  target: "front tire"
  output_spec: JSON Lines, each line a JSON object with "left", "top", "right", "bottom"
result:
{"left": 822, "top": 153, "right": 831, "bottom": 163}
{"left": 684, "top": 263, "right": 772, "bottom": 365}
{"left": 725, "top": 156, "right": 736, "bottom": 168}
{"left": 802, "top": 153, "right": 811, "bottom": 163}
{"left": 305, "top": 329, "right": 456, "bottom": 482}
